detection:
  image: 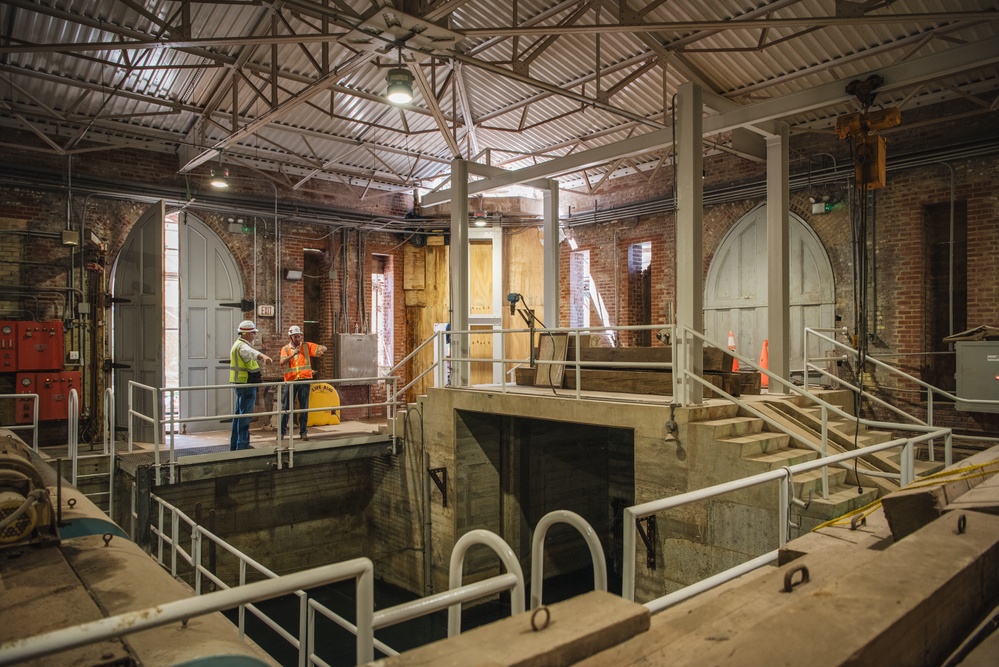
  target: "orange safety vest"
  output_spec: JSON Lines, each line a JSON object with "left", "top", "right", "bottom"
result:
{"left": 281, "top": 341, "right": 318, "bottom": 381}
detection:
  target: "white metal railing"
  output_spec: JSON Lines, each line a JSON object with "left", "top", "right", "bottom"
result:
{"left": 530, "top": 510, "right": 607, "bottom": 609}
{"left": 672, "top": 324, "right": 954, "bottom": 499}
{"left": 621, "top": 436, "right": 931, "bottom": 608}
{"left": 388, "top": 323, "right": 676, "bottom": 408}
{"left": 147, "top": 496, "right": 549, "bottom": 666}
{"left": 127, "top": 375, "right": 399, "bottom": 484}
{"left": 0, "top": 392, "right": 39, "bottom": 451}
{"left": 804, "top": 327, "right": 999, "bottom": 453}
{"left": 0, "top": 560, "right": 375, "bottom": 667}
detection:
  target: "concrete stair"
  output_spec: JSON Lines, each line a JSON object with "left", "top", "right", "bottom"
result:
{"left": 687, "top": 412, "right": 879, "bottom": 532}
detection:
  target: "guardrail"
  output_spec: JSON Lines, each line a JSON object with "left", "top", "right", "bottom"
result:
{"left": 128, "top": 375, "right": 399, "bottom": 484}
{"left": 673, "top": 324, "right": 953, "bottom": 499}
{"left": 622, "top": 436, "right": 933, "bottom": 608}
{"left": 145, "top": 499, "right": 600, "bottom": 665}
{"left": 804, "top": 327, "right": 999, "bottom": 455}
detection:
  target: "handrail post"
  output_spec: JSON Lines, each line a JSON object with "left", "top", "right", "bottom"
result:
{"left": 623, "top": 507, "right": 636, "bottom": 601}
{"left": 803, "top": 327, "right": 809, "bottom": 390}
{"left": 820, "top": 405, "right": 829, "bottom": 499}
{"left": 574, "top": 329, "right": 582, "bottom": 400}
{"left": 168, "top": 389, "right": 177, "bottom": 484}
{"left": 447, "top": 530, "right": 525, "bottom": 637}
{"left": 779, "top": 470, "right": 789, "bottom": 546}
{"left": 69, "top": 389, "right": 79, "bottom": 486}
{"left": 356, "top": 561, "right": 375, "bottom": 665}
{"left": 530, "top": 510, "right": 607, "bottom": 609}
{"left": 193, "top": 526, "right": 203, "bottom": 595}
{"left": 171, "top": 508, "right": 180, "bottom": 576}
{"left": 927, "top": 389, "right": 936, "bottom": 462}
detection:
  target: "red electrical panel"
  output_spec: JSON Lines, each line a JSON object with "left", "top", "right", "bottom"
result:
{"left": 29, "top": 371, "right": 81, "bottom": 421}
{"left": 15, "top": 373, "right": 37, "bottom": 424}
{"left": 17, "top": 321, "right": 64, "bottom": 371}
{"left": 0, "top": 321, "right": 17, "bottom": 372}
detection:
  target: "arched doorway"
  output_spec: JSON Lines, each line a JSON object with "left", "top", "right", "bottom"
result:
{"left": 704, "top": 205, "right": 836, "bottom": 372}
{"left": 112, "top": 207, "right": 244, "bottom": 439}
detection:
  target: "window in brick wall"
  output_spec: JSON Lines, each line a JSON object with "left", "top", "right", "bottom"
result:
{"left": 372, "top": 254, "right": 394, "bottom": 374}
{"left": 628, "top": 242, "right": 652, "bottom": 346}
{"left": 926, "top": 200, "right": 968, "bottom": 391}
{"left": 570, "top": 250, "right": 591, "bottom": 328}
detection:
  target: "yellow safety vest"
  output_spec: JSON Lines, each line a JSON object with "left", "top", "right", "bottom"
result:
{"left": 230, "top": 338, "right": 260, "bottom": 383}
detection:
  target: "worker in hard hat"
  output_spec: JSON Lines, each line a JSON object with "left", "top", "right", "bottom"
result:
{"left": 279, "top": 324, "right": 327, "bottom": 442}
{"left": 229, "top": 320, "right": 273, "bottom": 451}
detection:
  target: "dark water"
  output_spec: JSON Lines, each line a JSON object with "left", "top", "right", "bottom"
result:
{"left": 225, "top": 569, "right": 618, "bottom": 666}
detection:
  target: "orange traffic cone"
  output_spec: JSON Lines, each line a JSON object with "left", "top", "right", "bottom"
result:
{"left": 727, "top": 330, "right": 739, "bottom": 372}
{"left": 759, "top": 339, "right": 769, "bottom": 389}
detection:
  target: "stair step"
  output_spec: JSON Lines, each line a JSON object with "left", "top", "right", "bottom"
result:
{"left": 718, "top": 432, "right": 791, "bottom": 457}
{"left": 798, "top": 484, "right": 881, "bottom": 521}
{"left": 689, "top": 416, "right": 764, "bottom": 438}
{"left": 744, "top": 447, "right": 817, "bottom": 470}
{"left": 790, "top": 467, "right": 849, "bottom": 498}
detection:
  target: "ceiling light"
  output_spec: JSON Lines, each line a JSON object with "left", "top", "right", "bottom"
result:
{"left": 386, "top": 67, "right": 414, "bottom": 105}
{"left": 210, "top": 167, "right": 229, "bottom": 188}
{"left": 473, "top": 211, "right": 488, "bottom": 227}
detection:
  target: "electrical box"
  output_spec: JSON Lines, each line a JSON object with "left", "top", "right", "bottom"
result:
{"left": 37, "top": 371, "right": 80, "bottom": 421}
{"left": 332, "top": 333, "right": 378, "bottom": 380}
{"left": 955, "top": 341, "right": 999, "bottom": 413}
{"left": 17, "top": 321, "right": 64, "bottom": 371}
{"left": 16, "top": 373, "right": 36, "bottom": 424}
{"left": 855, "top": 134, "right": 887, "bottom": 191}
{"left": 0, "top": 321, "right": 17, "bottom": 372}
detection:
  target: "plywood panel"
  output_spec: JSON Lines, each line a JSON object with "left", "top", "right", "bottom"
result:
{"left": 405, "top": 245, "right": 449, "bottom": 398}
{"left": 470, "top": 239, "right": 493, "bottom": 316}
{"left": 505, "top": 228, "right": 545, "bottom": 372}
{"left": 470, "top": 324, "right": 494, "bottom": 385}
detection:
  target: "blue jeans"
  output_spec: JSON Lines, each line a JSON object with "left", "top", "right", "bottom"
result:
{"left": 281, "top": 383, "right": 311, "bottom": 436}
{"left": 230, "top": 385, "right": 257, "bottom": 451}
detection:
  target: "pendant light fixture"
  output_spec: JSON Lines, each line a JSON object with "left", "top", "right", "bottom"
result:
{"left": 386, "top": 47, "right": 414, "bottom": 105}
{"left": 209, "top": 154, "right": 229, "bottom": 188}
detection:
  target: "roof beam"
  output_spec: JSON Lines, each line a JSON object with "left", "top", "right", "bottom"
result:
{"left": 421, "top": 35, "right": 999, "bottom": 206}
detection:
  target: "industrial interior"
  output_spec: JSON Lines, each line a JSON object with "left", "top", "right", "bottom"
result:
{"left": 1, "top": 1, "right": 999, "bottom": 666}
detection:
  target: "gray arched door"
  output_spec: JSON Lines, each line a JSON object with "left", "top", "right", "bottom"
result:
{"left": 111, "top": 201, "right": 165, "bottom": 444}
{"left": 704, "top": 205, "right": 835, "bottom": 371}
{"left": 179, "top": 213, "right": 243, "bottom": 433}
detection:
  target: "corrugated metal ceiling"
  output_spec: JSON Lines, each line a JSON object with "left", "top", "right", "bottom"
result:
{"left": 0, "top": 0, "right": 996, "bottom": 196}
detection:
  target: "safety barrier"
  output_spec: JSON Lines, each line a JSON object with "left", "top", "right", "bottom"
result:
{"left": 143, "top": 499, "right": 601, "bottom": 665}
{"left": 622, "top": 435, "right": 935, "bottom": 608}
{"left": 804, "top": 326, "right": 999, "bottom": 456}
{"left": 127, "top": 375, "right": 399, "bottom": 484}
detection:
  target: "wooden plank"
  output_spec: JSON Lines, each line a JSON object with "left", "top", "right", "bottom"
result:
{"left": 881, "top": 446, "right": 999, "bottom": 540}
{"left": 371, "top": 590, "right": 649, "bottom": 667}
{"left": 562, "top": 344, "right": 732, "bottom": 372}
{"left": 564, "top": 369, "right": 727, "bottom": 395}
{"left": 582, "top": 511, "right": 999, "bottom": 666}
{"left": 535, "top": 333, "right": 568, "bottom": 388}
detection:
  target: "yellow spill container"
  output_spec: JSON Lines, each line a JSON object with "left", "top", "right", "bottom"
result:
{"left": 307, "top": 383, "right": 341, "bottom": 426}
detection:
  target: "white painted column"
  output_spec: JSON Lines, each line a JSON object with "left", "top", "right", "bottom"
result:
{"left": 543, "top": 180, "right": 560, "bottom": 327}
{"left": 766, "top": 123, "right": 790, "bottom": 394}
{"left": 675, "top": 82, "right": 704, "bottom": 406}
{"left": 450, "top": 159, "right": 470, "bottom": 387}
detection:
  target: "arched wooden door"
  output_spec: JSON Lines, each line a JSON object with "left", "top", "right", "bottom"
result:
{"left": 178, "top": 213, "right": 244, "bottom": 433}
{"left": 704, "top": 205, "right": 835, "bottom": 371}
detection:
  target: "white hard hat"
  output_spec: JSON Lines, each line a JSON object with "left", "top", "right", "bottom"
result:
{"left": 238, "top": 320, "right": 258, "bottom": 333}
{"left": 288, "top": 325, "right": 303, "bottom": 336}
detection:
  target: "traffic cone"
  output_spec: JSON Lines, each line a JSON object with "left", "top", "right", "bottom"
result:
{"left": 759, "top": 339, "right": 769, "bottom": 389}
{"left": 727, "top": 330, "right": 739, "bottom": 372}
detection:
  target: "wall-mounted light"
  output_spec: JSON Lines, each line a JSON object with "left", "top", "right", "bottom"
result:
{"left": 386, "top": 67, "right": 414, "bottom": 105}
{"left": 284, "top": 269, "right": 303, "bottom": 281}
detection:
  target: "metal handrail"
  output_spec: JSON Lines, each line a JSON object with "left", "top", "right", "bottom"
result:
{"left": 148, "top": 494, "right": 378, "bottom": 666}
{"left": 0, "top": 560, "right": 375, "bottom": 667}
{"left": 0, "top": 392, "right": 39, "bottom": 451}
{"left": 447, "top": 529, "right": 526, "bottom": 637}
{"left": 804, "top": 326, "right": 999, "bottom": 426}
{"left": 127, "top": 376, "right": 399, "bottom": 484}
{"left": 622, "top": 436, "right": 921, "bottom": 604}
{"left": 675, "top": 324, "right": 953, "bottom": 470}
{"left": 530, "top": 510, "right": 607, "bottom": 609}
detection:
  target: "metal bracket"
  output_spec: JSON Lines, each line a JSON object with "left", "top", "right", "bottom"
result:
{"left": 428, "top": 467, "right": 448, "bottom": 508}
{"left": 636, "top": 516, "right": 657, "bottom": 570}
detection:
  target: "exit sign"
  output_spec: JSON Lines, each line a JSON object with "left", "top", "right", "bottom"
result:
{"left": 257, "top": 305, "right": 275, "bottom": 317}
